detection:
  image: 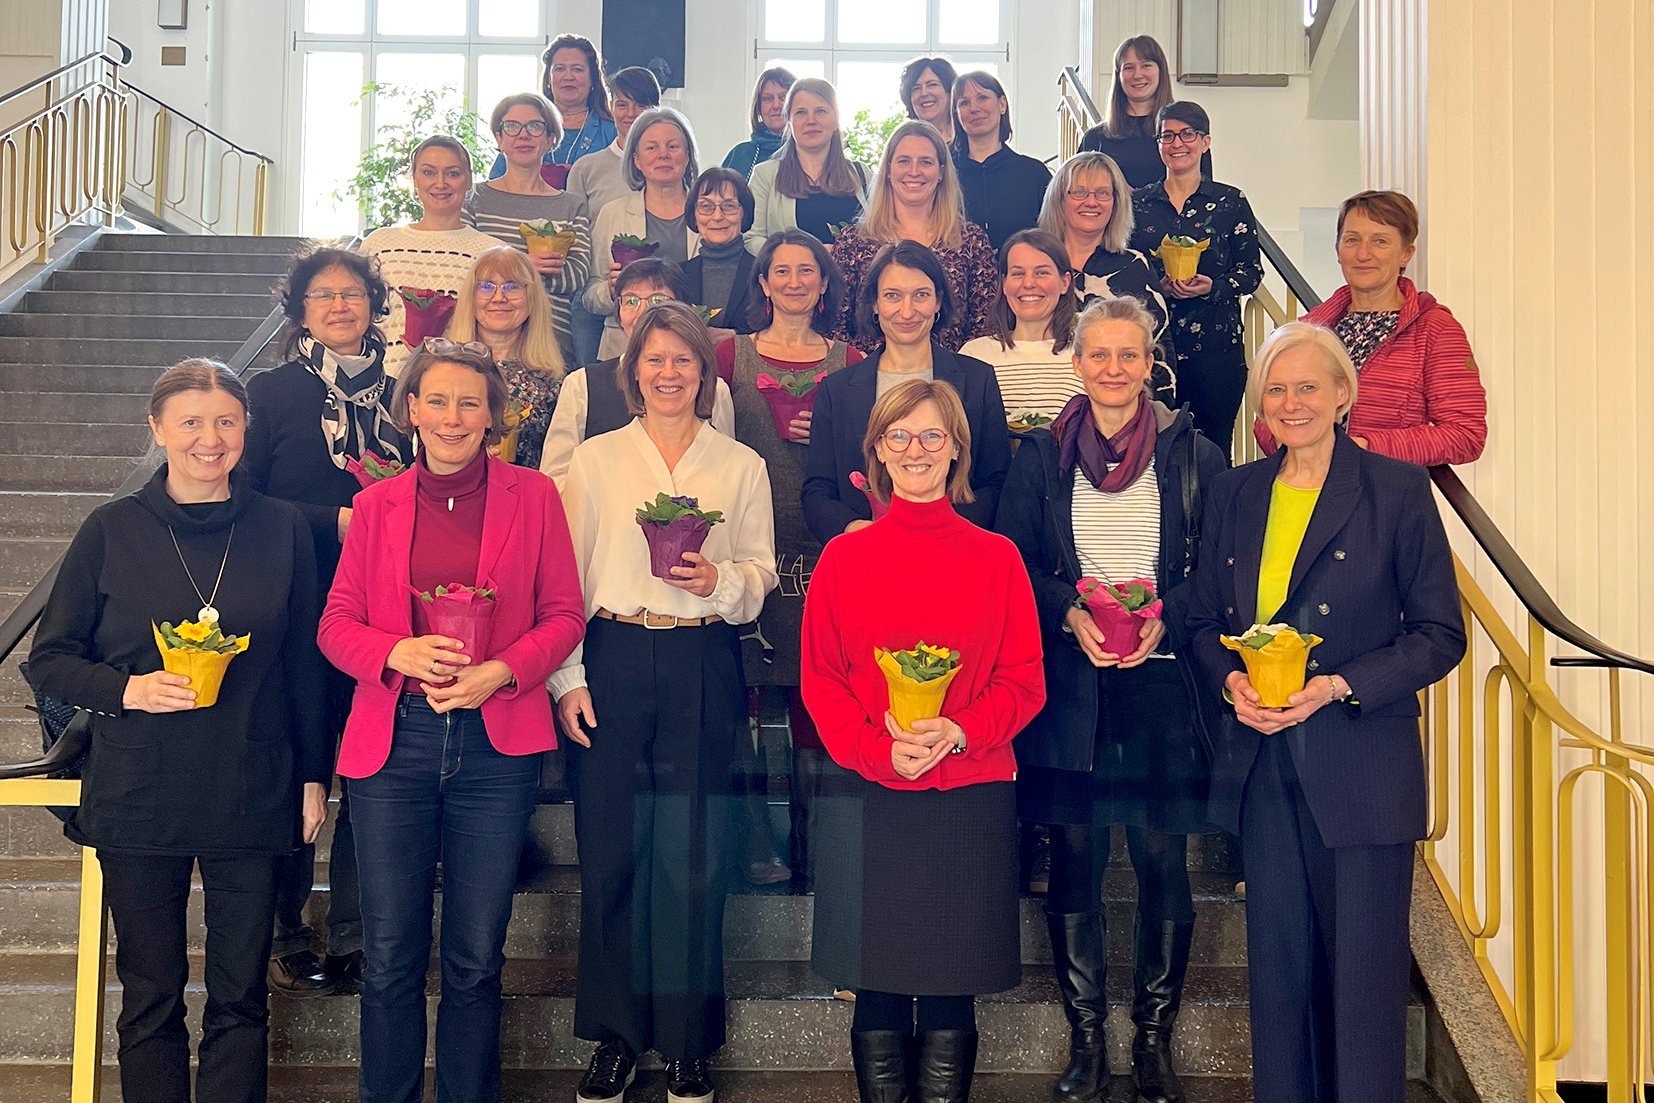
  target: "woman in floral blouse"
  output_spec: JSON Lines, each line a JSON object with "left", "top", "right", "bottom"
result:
{"left": 1130, "top": 101, "right": 1262, "bottom": 456}
{"left": 830, "top": 120, "right": 996, "bottom": 354}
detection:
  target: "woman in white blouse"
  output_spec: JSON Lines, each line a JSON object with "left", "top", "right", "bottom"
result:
{"left": 552, "top": 300, "right": 777, "bottom": 1103}
{"left": 583, "top": 107, "right": 703, "bottom": 361}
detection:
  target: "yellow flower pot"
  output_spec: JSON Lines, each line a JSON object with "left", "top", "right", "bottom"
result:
{"left": 152, "top": 623, "right": 249, "bottom": 709}
{"left": 1221, "top": 628, "right": 1322, "bottom": 708}
{"left": 876, "top": 649, "right": 962, "bottom": 732}
{"left": 1155, "top": 235, "right": 1210, "bottom": 282}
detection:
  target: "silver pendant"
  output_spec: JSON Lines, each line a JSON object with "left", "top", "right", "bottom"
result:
{"left": 198, "top": 605, "right": 219, "bottom": 625}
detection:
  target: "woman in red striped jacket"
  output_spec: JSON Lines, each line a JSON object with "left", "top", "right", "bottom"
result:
{"left": 1255, "top": 190, "right": 1486, "bottom": 466}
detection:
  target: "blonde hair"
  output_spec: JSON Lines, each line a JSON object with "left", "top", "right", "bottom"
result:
{"left": 447, "top": 247, "right": 566, "bottom": 379}
{"left": 1039, "top": 153, "right": 1134, "bottom": 255}
{"left": 858, "top": 120, "right": 967, "bottom": 252}
{"left": 774, "top": 78, "right": 863, "bottom": 198}
{"left": 861, "top": 378, "right": 975, "bottom": 506}
{"left": 1247, "top": 321, "right": 1359, "bottom": 423}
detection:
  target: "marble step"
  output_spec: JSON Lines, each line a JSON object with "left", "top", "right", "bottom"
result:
{"left": 0, "top": 454, "right": 143, "bottom": 493}
{"left": 22, "top": 290, "right": 274, "bottom": 318}
{"left": 71, "top": 250, "right": 297, "bottom": 275}
{"left": 0, "top": 312, "right": 262, "bottom": 340}
{"left": 0, "top": 491, "right": 107, "bottom": 538}
{"left": 0, "top": 336, "right": 244, "bottom": 366}
{"left": 48, "top": 271, "right": 284, "bottom": 296}
{"left": 96, "top": 234, "right": 308, "bottom": 254}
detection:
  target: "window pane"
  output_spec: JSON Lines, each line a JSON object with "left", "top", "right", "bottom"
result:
{"left": 838, "top": 0, "right": 925, "bottom": 43}
{"left": 833, "top": 61, "right": 907, "bottom": 126}
{"left": 377, "top": 0, "right": 466, "bottom": 37}
{"left": 300, "top": 52, "right": 365, "bottom": 236}
{"left": 476, "top": 53, "right": 542, "bottom": 123}
{"left": 764, "top": 58, "right": 827, "bottom": 82}
{"left": 765, "top": 0, "right": 825, "bottom": 42}
{"left": 305, "top": 0, "right": 363, "bottom": 35}
{"left": 939, "top": 0, "right": 1000, "bottom": 45}
{"left": 478, "top": 0, "right": 539, "bottom": 38}
{"left": 374, "top": 53, "right": 468, "bottom": 135}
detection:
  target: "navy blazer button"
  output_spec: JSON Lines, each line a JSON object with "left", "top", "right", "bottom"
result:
{"left": 1226, "top": 606, "right": 1234, "bottom": 615}
{"left": 1318, "top": 603, "right": 1330, "bottom": 615}
{"left": 1308, "top": 659, "right": 1320, "bottom": 670}
{"left": 1334, "top": 549, "right": 1347, "bottom": 560}
{"left": 1226, "top": 556, "right": 1235, "bottom": 566}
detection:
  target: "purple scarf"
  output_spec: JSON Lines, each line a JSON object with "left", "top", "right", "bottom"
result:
{"left": 1051, "top": 393, "right": 1157, "bottom": 492}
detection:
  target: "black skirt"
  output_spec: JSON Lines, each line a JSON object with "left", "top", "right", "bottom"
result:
{"left": 1018, "top": 658, "right": 1213, "bottom": 834}
{"left": 811, "top": 764, "right": 1019, "bottom": 996}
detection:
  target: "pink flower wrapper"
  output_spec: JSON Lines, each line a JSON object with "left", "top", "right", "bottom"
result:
{"left": 1079, "top": 581, "right": 1165, "bottom": 658}
{"left": 539, "top": 162, "right": 572, "bottom": 189}
{"left": 400, "top": 295, "right": 457, "bottom": 346}
{"left": 639, "top": 515, "right": 711, "bottom": 580}
{"left": 848, "top": 471, "right": 889, "bottom": 521}
{"left": 426, "top": 594, "right": 496, "bottom": 662}
{"left": 755, "top": 386, "right": 816, "bottom": 440}
{"left": 610, "top": 240, "right": 661, "bottom": 270}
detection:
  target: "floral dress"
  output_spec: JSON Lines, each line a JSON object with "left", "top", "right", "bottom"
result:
{"left": 498, "top": 361, "right": 561, "bottom": 472}
{"left": 829, "top": 222, "right": 997, "bottom": 354}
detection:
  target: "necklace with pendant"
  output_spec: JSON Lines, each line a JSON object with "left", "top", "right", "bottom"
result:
{"left": 168, "top": 523, "right": 235, "bottom": 624}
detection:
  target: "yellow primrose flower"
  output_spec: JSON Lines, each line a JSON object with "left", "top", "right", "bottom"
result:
{"left": 174, "top": 620, "right": 213, "bottom": 643}
{"left": 918, "top": 643, "right": 951, "bottom": 660}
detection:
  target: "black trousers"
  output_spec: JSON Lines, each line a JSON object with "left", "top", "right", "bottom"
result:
{"left": 1240, "top": 734, "right": 1415, "bottom": 1103}
{"left": 99, "top": 850, "right": 282, "bottom": 1103}
{"left": 271, "top": 788, "right": 360, "bottom": 957}
{"left": 1177, "top": 350, "right": 1247, "bottom": 457}
{"left": 568, "top": 617, "right": 738, "bottom": 1060}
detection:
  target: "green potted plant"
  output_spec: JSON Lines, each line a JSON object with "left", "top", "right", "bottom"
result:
{"left": 336, "top": 82, "right": 495, "bottom": 230}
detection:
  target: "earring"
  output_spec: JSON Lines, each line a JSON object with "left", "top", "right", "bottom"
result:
{"left": 815, "top": 297, "right": 827, "bottom": 315}
{"left": 765, "top": 297, "right": 774, "bottom": 319}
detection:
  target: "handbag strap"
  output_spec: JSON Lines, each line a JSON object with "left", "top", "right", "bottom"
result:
{"left": 1180, "top": 426, "right": 1203, "bottom": 577}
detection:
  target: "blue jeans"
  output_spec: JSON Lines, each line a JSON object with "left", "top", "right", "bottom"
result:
{"left": 348, "top": 695, "right": 539, "bottom": 1103}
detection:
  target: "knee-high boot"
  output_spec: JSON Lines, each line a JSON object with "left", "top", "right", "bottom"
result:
{"left": 1131, "top": 916, "right": 1195, "bottom": 1103}
{"left": 1047, "top": 910, "right": 1108, "bottom": 1100}
{"left": 915, "top": 1029, "right": 976, "bottom": 1102}
{"left": 851, "top": 1030, "right": 913, "bottom": 1103}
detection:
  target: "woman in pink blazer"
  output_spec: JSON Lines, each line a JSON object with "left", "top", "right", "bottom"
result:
{"left": 318, "top": 338, "right": 585, "bottom": 1103}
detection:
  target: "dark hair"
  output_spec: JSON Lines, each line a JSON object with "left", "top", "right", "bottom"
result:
{"left": 951, "top": 70, "right": 1011, "bottom": 146}
{"left": 988, "top": 229, "right": 1078, "bottom": 354}
{"left": 746, "top": 229, "right": 845, "bottom": 334}
{"left": 608, "top": 65, "right": 662, "bottom": 109}
{"left": 391, "top": 343, "right": 511, "bottom": 446}
{"left": 854, "top": 241, "right": 954, "bottom": 343}
{"left": 749, "top": 66, "right": 797, "bottom": 133}
{"left": 686, "top": 167, "right": 755, "bottom": 233}
{"left": 1156, "top": 100, "right": 1210, "bottom": 136}
{"left": 542, "top": 34, "right": 613, "bottom": 122}
{"left": 276, "top": 246, "right": 390, "bottom": 358}
{"left": 899, "top": 56, "right": 957, "bottom": 118}
{"left": 149, "top": 358, "right": 248, "bottom": 423}
{"left": 489, "top": 92, "right": 562, "bottom": 147}
{"left": 1336, "top": 189, "right": 1421, "bottom": 247}
{"left": 1103, "top": 35, "right": 1173, "bottom": 140}
{"left": 619, "top": 300, "right": 719, "bottom": 420}
{"left": 615, "top": 257, "right": 690, "bottom": 302}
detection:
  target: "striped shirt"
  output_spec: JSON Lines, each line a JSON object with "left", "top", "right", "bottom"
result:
{"left": 1071, "top": 458, "right": 1170, "bottom": 658}
{"left": 463, "top": 182, "right": 593, "bottom": 365}
{"left": 958, "top": 335, "right": 1082, "bottom": 421}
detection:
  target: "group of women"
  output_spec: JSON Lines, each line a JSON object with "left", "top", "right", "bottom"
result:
{"left": 25, "top": 28, "right": 1489, "bottom": 1103}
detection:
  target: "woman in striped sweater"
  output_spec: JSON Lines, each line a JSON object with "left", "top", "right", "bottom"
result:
{"left": 1254, "top": 190, "right": 1487, "bottom": 466}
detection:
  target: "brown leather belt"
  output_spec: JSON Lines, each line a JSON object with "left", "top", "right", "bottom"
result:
{"left": 595, "top": 608, "right": 723, "bottom": 630}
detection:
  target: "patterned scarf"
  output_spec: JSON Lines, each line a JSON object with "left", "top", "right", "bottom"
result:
{"left": 1052, "top": 392, "right": 1157, "bottom": 493}
{"left": 296, "top": 331, "right": 407, "bottom": 470}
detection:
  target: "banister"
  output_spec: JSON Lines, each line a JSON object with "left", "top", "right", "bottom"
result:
{"left": 106, "top": 36, "right": 133, "bottom": 66}
{"left": 117, "top": 80, "right": 274, "bottom": 165}
{"left": 0, "top": 48, "right": 120, "bottom": 109}
{"left": 1256, "top": 224, "right": 1323, "bottom": 311}
{"left": 1061, "top": 65, "right": 1103, "bottom": 125}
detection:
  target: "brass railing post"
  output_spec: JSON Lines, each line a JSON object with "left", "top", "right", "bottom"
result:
{"left": 152, "top": 108, "right": 171, "bottom": 223}
{"left": 253, "top": 160, "right": 267, "bottom": 235}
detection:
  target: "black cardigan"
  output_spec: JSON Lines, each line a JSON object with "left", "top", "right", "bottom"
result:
{"left": 683, "top": 250, "right": 758, "bottom": 334}
{"left": 800, "top": 345, "right": 1012, "bottom": 542}
{"left": 994, "top": 407, "right": 1227, "bottom": 772}
{"left": 954, "top": 144, "right": 1053, "bottom": 251}
{"left": 1183, "top": 432, "right": 1467, "bottom": 848}
{"left": 28, "top": 468, "right": 330, "bottom": 857}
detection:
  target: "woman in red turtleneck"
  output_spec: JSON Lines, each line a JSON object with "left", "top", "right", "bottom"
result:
{"left": 800, "top": 377, "right": 1045, "bottom": 1103}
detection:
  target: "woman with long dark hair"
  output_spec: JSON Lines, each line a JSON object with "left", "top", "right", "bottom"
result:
{"left": 1077, "top": 35, "right": 1211, "bottom": 188}
{"left": 487, "top": 33, "right": 617, "bottom": 181}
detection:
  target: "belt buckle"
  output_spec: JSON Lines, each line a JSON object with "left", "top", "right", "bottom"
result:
{"left": 642, "top": 610, "right": 680, "bottom": 630}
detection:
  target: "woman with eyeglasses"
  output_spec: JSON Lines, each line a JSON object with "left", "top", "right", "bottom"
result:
{"left": 800, "top": 377, "right": 1044, "bottom": 1102}
{"left": 487, "top": 34, "right": 617, "bottom": 183}
{"left": 804, "top": 240, "right": 1011, "bottom": 542}
{"left": 745, "top": 77, "right": 871, "bottom": 252}
{"left": 243, "top": 246, "right": 412, "bottom": 1001}
{"left": 319, "top": 338, "right": 585, "bottom": 1103}
{"left": 447, "top": 246, "right": 565, "bottom": 471}
{"left": 540, "top": 258, "right": 734, "bottom": 487}
{"left": 361, "top": 136, "right": 499, "bottom": 377}
{"left": 1130, "top": 102, "right": 1262, "bottom": 456}
{"left": 683, "top": 168, "right": 758, "bottom": 335}
{"left": 466, "top": 94, "right": 592, "bottom": 366}
{"left": 722, "top": 66, "right": 796, "bottom": 180}
{"left": 950, "top": 70, "right": 1052, "bottom": 251}
{"left": 1078, "top": 35, "right": 1211, "bottom": 189}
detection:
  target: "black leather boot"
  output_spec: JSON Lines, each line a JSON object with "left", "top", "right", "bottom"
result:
{"left": 1130, "top": 916, "right": 1195, "bottom": 1103}
{"left": 851, "top": 1029, "right": 913, "bottom": 1103}
{"left": 1047, "top": 910, "right": 1108, "bottom": 1100}
{"left": 915, "top": 1029, "right": 977, "bottom": 1102}
{"left": 789, "top": 745, "right": 825, "bottom": 892}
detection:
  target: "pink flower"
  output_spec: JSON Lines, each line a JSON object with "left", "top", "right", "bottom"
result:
{"left": 755, "top": 373, "right": 781, "bottom": 391}
{"left": 849, "top": 471, "right": 870, "bottom": 491}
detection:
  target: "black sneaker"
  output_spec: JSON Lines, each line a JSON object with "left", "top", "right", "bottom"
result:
{"left": 267, "top": 949, "right": 334, "bottom": 999}
{"left": 665, "top": 1057, "right": 715, "bottom": 1103}
{"left": 325, "top": 949, "right": 364, "bottom": 996}
{"left": 576, "top": 1039, "right": 636, "bottom": 1103}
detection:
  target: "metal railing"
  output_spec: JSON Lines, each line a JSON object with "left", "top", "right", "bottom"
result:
{"left": 117, "top": 79, "right": 270, "bottom": 237}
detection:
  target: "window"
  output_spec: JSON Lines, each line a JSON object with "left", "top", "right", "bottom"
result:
{"left": 755, "top": 0, "right": 1009, "bottom": 126}
{"left": 288, "top": 0, "right": 547, "bottom": 235}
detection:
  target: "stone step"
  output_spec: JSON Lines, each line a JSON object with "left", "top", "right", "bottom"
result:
{"left": 0, "top": 640, "right": 42, "bottom": 704}
{"left": 0, "top": 454, "right": 142, "bottom": 493}
{"left": 0, "top": 312, "right": 260, "bottom": 340}
{"left": 0, "top": 537, "right": 65, "bottom": 589}
{"left": 0, "top": 706, "right": 41, "bottom": 764}
{"left": 97, "top": 234, "right": 309, "bottom": 255}
{"left": 48, "top": 270, "right": 285, "bottom": 296}
{"left": 0, "top": 491, "right": 107, "bottom": 538}
{"left": 71, "top": 251, "right": 297, "bottom": 275}
{"left": 0, "top": 336, "right": 244, "bottom": 365}
{"left": 0, "top": 363, "right": 173, "bottom": 394}
{"left": 0, "top": 392, "right": 149, "bottom": 424}
{"left": 22, "top": 290, "right": 275, "bottom": 318}
{"left": 0, "top": 423, "right": 148, "bottom": 458}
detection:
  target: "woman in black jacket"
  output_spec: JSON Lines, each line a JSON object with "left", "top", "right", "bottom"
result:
{"left": 28, "top": 360, "right": 330, "bottom": 1103}
{"left": 242, "top": 245, "right": 411, "bottom": 997}
{"left": 996, "top": 295, "right": 1227, "bottom": 1103}
{"left": 802, "top": 240, "right": 1011, "bottom": 540}
{"left": 682, "top": 167, "right": 758, "bottom": 334}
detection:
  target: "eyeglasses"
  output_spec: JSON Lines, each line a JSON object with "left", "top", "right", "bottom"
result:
{"left": 620, "top": 292, "right": 673, "bottom": 310}
{"left": 499, "top": 120, "right": 550, "bottom": 137}
{"left": 1156, "top": 129, "right": 1207, "bottom": 145}
{"left": 881, "top": 428, "right": 950, "bottom": 453}
{"left": 477, "top": 280, "right": 527, "bottom": 298}
{"left": 1065, "top": 186, "right": 1114, "bottom": 201}
{"left": 695, "top": 199, "right": 744, "bottom": 217}
{"left": 302, "top": 289, "right": 368, "bottom": 304}
{"left": 421, "top": 337, "right": 494, "bottom": 362}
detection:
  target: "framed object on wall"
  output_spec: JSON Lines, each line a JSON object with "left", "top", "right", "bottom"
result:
{"left": 158, "top": 0, "right": 188, "bottom": 30}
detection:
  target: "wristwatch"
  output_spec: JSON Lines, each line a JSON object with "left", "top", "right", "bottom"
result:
{"left": 950, "top": 725, "right": 967, "bottom": 755}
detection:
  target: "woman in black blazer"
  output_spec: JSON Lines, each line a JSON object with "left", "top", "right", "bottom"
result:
{"left": 683, "top": 167, "right": 758, "bottom": 335}
{"left": 995, "top": 295, "right": 1227, "bottom": 1103}
{"left": 1183, "top": 321, "right": 1466, "bottom": 1103}
{"left": 802, "top": 240, "right": 1011, "bottom": 541}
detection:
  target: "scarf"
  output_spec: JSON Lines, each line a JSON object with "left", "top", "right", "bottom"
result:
{"left": 1051, "top": 392, "right": 1156, "bottom": 493}
{"left": 296, "top": 331, "right": 407, "bottom": 470}
{"left": 741, "top": 127, "right": 786, "bottom": 176}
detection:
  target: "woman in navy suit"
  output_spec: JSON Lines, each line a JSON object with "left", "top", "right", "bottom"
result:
{"left": 1183, "top": 321, "right": 1465, "bottom": 1103}
{"left": 802, "top": 240, "right": 1011, "bottom": 541}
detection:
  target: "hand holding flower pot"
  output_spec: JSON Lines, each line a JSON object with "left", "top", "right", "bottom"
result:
{"left": 414, "top": 583, "right": 498, "bottom": 663}
{"left": 876, "top": 642, "right": 963, "bottom": 732}
{"left": 152, "top": 619, "right": 250, "bottom": 708}
{"left": 1154, "top": 234, "right": 1210, "bottom": 282}
{"left": 1076, "top": 577, "right": 1164, "bottom": 658}
{"left": 397, "top": 287, "right": 458, "bottom": 346}
{"left": 345, "top": 450, "right": 407, "bottom": 489}
{"left": 634, "top": 494, "right": 725, "bottom": 580}
{"left": 754, "top": 370, "right": 828, "bottom": 440}
{"left": 1221, "top": 623, "right": 1324, "bottom": 708}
